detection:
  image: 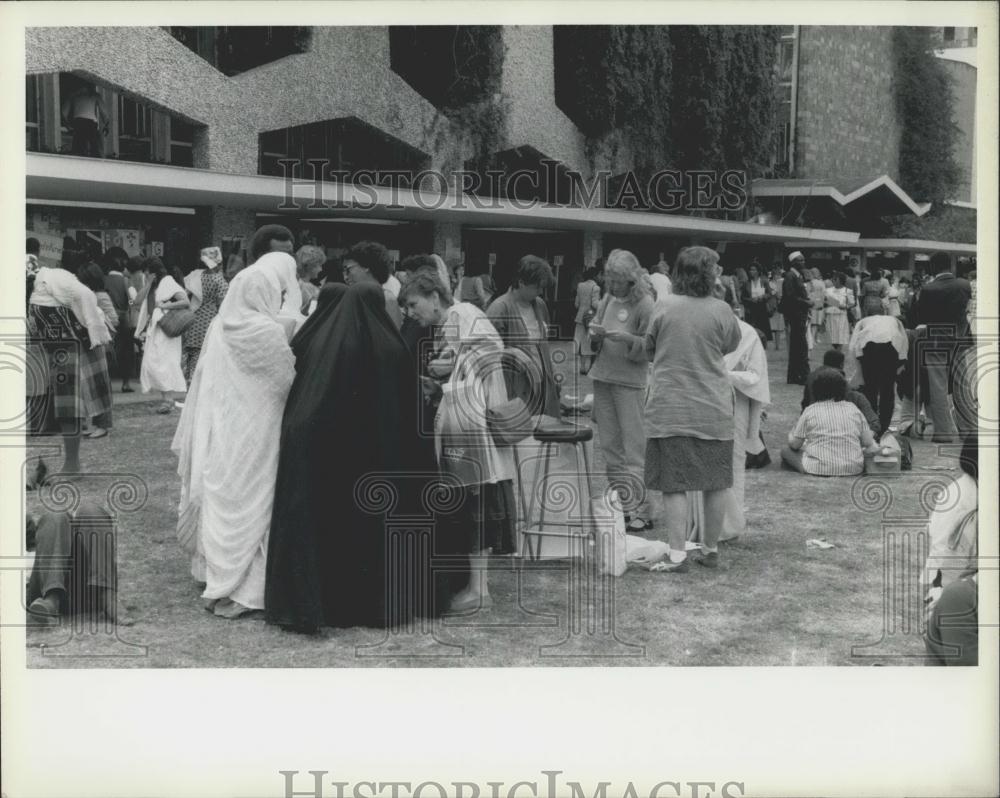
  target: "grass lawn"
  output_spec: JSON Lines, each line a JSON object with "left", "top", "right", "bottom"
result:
{"left": 24, "top": 342, "right": 960, "bottom": 668}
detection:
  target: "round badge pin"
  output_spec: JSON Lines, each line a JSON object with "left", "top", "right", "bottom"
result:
{"left": 616, "top": 308, "right": 629, "bottom": 323}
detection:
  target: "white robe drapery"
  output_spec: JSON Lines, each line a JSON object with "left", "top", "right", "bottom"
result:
{"left": 171, "top": 253, "right": 298, "bottom": 610}
{"left": 688, "top": 320, "right": 771, "bottom": 544}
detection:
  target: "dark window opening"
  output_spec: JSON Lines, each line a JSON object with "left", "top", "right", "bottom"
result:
{"left": 259, "top": 117, "right": 430, "bottom": 183}
{"left": 389, "top": 26, "right": 501, "bottom": 110}
{"left": 27, "top": 71, "right": 201, "bottom": 166}
{"left": 169, "top": 26, "right": 311, "bottom": 76}
{"left": 26, "top": 76, "right": 39, "bottom": 151}
{"left": 464, "top": 147, "right": 574, "bottom": 206}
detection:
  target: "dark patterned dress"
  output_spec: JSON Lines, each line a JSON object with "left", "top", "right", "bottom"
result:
{"left": 181, "top": 269, "right": 229, "bottom": 383}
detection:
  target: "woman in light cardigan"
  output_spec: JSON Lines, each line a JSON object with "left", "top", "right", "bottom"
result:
{"left": 588, "top": 250, "right": 655, "bottom": 531}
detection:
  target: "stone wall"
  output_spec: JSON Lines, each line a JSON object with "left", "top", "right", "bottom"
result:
{"left": 794, "top": 27, "right": 902, "bottom": 181}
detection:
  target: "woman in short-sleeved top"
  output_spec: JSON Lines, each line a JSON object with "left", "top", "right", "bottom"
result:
{"left": 644, "top": 246, "right": 741, "bottom": 572}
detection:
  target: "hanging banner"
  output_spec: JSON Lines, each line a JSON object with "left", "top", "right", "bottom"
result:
{"left": 104, "top": 229, "right": 142, "bottom": 257}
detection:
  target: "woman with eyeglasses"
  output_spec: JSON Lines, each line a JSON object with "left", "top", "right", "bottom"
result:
{"left": 588, "top": 249, "right": 655, "bottom": 532}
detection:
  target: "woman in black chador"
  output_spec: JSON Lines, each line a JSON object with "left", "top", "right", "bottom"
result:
{"left": 265, "top": 282, "right": 443, "bottom": 633}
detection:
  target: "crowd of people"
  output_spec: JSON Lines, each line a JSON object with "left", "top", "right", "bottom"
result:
{"left": 23, "top": 229, "right": 980, "bottom": 662}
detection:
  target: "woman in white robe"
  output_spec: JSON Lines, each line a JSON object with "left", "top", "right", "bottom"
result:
{"left": 171, "top": 252, "right": 300, "bottom": 618}
{"left": 135, "top": 259, "right": 189, "bottom": 413}
{"left": 688, "top": 318, "right": 770, "bottom": 544}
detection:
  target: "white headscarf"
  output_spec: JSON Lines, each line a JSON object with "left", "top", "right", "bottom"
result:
{"left": 171, "top": 258, "right": 297, "bottom": 605}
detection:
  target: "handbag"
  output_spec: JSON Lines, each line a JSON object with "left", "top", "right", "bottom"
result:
{"left": 435, "top": 375, "right": 497, "bottom": 487}
{"left": 486, "top": 396, "right": 535, "bottom": 446}
{"left": 158, "top": 306, "right": 196, "bottom": 338}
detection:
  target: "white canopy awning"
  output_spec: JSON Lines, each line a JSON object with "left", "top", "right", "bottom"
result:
{"left": 783, "top": 237, "right": 976, "bottom": 255}
{"left": 27, "top": 153, "right": 861, "bottom": 245}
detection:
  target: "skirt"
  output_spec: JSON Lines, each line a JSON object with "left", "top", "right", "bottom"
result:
{"left": 825, "top": 312, "right": 850, "bottom": 345}
{"left": 645, "top": 436, "right": 734, "bottom": 493}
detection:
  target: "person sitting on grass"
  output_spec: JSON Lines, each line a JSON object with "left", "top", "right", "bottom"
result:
{"left": 781, "top": 367, "right": 880, "bottom": 476}
{"left": 26, "top": 480, "right": 118, "bottom": 625}
{"left": 801, "top": 349, "right": 881, "bottom": 439}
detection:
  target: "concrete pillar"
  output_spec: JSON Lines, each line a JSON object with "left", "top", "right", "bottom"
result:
{"left": 583, "top": 229, "right": 603, "bottom": 268}
{"left": 195, "top": 206, "right": 257, "bottom": 253}
{"left": 433, "top": 220, "right": 463, "bottom": 264}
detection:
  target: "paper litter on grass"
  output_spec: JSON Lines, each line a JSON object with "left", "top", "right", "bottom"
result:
{"left": 806, "top": 538, "right": 836, "bottom": 550}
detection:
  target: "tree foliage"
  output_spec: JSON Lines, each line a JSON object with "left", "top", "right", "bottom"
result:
{"left": 892, "top": 27, "right": 962, "bottom": 203}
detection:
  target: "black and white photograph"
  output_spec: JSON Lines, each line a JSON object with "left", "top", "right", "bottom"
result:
{"left": 2, "top": 2, "right": 997, "bottom": 797}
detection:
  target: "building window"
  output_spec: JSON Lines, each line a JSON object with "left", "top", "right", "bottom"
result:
{"left": 169, "top": 26, "right": 311, "bottom": 76}
{"left": 389, "top": 26, "right": 502, "bottom": 111}
{"left": 258, "top": 117, "right": 429, "bottom": 182}
{"left": 118, "top": 95, "right": 152, "bottom": 161}
{"left": 169, "top": 118, "right": 195, "bottom": 167}
{"left": 26, "top": 76, "right": 39, "bottom": 151}
{"left": 772, "top": 27, "right": 798, "bottom": 174}
{"left": 943, "top": 27, "right": 955, "bottom": 43}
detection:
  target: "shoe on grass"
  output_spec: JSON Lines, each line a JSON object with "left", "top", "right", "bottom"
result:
{"left": 647, "top": 558, "right": 689, "bottom": 574}
{"left": 28, "top": 594, "right": 61, "bottom": 623}
{"left": 694, "top": 551, "right": 719, "bottom": 568}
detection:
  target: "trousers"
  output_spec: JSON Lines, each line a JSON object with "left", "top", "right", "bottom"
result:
{"left": 592, "top": 380, "right": 647, "bottom": 515}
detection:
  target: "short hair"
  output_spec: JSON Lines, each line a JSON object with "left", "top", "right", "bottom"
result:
{"left": 125, "top": 255, "right": 144, "bottom": 273}
{"left": 77, "top": 262, "right": 106, "bottom": 292}
{"left": 672, "top": 246, "right": 719, "bottom": 298}
{"left": 516, "top": 255, "right": 553, "bottom": 289}
{"left": 102, "top": 246, "right": 129, "bottom": 274}
{"left": 831, "top": 271, "right": 847, "bottom": 287}
{"left": 958, "top": 434, "right": 978, "bottom": 480}
{"left": 822, "top": 349, "right": 846, "bottom": 370}
{"left": 929, "top": 252, "right": 952, "bottom": 273}
{"left": 400, "top": 270, "right": 452, "bottom": 305}
{"left": 899, "top": 276, "right": 911, "bottom": 285}
{"left": 811, "top": 367, "right": 847, "bottom": 402}
{"left": 401, "top": 254, "right": 439, "bottom": 274}
{"left": 249, "top": 224, "right": 294, "bottom": 262}
{"left": 345, "top": 240, "right": 391, "bottom": 285}
{"left": 604, "top": 249, "right": 650, "bottom": 304}
{"left": 26, "top": 237, "right": 40, "bottom": 255}
{"left": 295, "top": 245, "right": 326, "bottom": 278}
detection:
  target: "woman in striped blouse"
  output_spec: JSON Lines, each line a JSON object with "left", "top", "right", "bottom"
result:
{"left": 780, "top": 368, "right": 880, "bottom": 476}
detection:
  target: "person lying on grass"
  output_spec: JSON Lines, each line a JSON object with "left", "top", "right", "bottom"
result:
{"left": 781, "top": 367, "right": 880, "bottom": 476}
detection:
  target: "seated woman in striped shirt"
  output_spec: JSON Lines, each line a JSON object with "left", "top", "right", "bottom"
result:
{"left": 781, "top": 367, "right": 880, "bottom": 476}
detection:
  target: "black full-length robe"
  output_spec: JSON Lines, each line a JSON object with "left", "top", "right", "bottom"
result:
{"left": 265, "top": 283, "right": 444, "bottom": 632}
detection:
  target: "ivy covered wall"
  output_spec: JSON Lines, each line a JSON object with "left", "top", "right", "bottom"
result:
{"left": 552, "top": 26, "right": 780, "bottom": 180}
{"left": 892, "top": 27, "right": 963, "bottom": 204}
